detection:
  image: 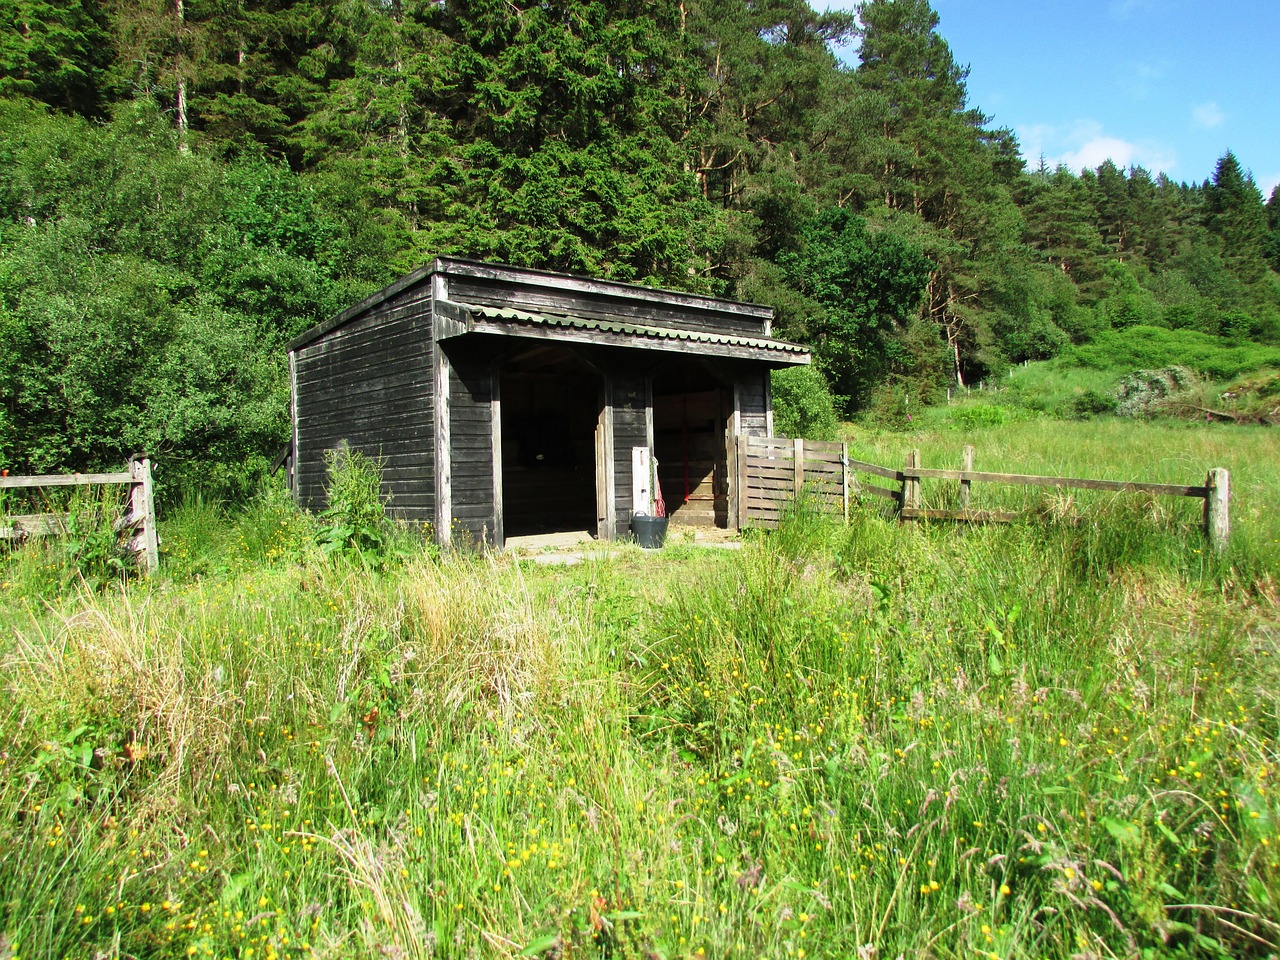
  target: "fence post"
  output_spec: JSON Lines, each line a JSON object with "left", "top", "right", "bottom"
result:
{"left": 902, "top": 449, "right": 921, "bottom": 514}
{"left": 793, "top": 438, "right": 805, "bottom": 498}
{"left": 841, "top": 442, "right": 850, "bottom": 525}
{"left": 130, "top": 458, "right": 159, "bottom": 575}
{"left": 960, "top": 444, "right": 974, "bottom": 509}
{"left": 1204, "top": 468, "right": 1229, "bottom": 551}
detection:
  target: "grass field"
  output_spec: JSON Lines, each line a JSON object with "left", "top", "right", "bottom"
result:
{"left": 1, "top": 418, "right": 1277, "bottom": 959}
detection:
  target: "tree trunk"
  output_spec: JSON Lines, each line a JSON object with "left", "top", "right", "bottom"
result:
{"left": 175, "top": 0, "right": 188, "bottom": 152}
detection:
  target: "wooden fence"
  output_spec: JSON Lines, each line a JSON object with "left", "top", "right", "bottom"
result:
{"left": 0, "top": 459, "right": 160, "bottom": 574}
{"left": 736, "top": 435, "right": 849, "bottom": 528}
{"left": 739, "top": 437, "right": 1230, "bottom": 550}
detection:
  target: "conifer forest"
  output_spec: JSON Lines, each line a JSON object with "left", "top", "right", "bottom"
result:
{"left": 2, "top": 0, "right": 1278, "bottom": 497}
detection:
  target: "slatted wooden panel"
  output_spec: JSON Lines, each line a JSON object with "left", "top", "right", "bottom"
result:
{"left": 737, "top": 436, "right": 848, "bottom": 528}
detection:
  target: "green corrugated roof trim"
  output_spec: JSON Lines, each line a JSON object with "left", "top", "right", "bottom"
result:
{"left": 455, "top": 302, "right": 809, "bottom": 355}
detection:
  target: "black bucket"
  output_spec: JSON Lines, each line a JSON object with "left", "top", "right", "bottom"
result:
{"left": 632, "top": 514, "right": 669, "bottom": 549}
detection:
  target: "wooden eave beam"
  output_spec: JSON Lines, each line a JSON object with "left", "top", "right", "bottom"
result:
{"left": 435, "top": 315, "right": 808, "bottom": 366}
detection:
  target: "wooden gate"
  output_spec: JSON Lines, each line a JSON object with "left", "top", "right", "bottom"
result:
{"left": 735, "top": 436, "right": 848, "bottom": 528}
{"left": 0, "top": 459, "right": 160, "bottom": 575}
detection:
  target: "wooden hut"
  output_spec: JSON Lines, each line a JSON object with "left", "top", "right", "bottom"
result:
{"left": 288, "top": 258, "right": 810, "bottom": 545}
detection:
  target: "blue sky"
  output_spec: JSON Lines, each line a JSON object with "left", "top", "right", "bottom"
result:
{"left": 819, "top": 0, "right": 1280, "bottom": 196}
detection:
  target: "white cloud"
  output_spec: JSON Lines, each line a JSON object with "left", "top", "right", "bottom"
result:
{"left": 1191, "top": 101, "right": 1225, "bottom": 130}
{"left": 1260, "top": 172, "right": 1280, "bottom": 199}
{"left": 1016, "top": 119, "right": 1177, "bottom": 176}
{"left": 1060, "top": 137, "right": 1142, "bottom": 170}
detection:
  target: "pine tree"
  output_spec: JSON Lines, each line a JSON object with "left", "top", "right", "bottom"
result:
{"left": 1266, "top": 183, "right": 1280, "bottom": 273}
{"left": 1205, "top": 150, "right": 1268, "bottom": 283}
{"left": 0, "top": 0, "right": 111, "bottom": 114}
{"left": 854, "top": 0, "right": 1022, "bottom": 385}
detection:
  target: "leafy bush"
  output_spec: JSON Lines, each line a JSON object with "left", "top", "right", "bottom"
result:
{"left": 1114, "top": 366, "right": 1196, "bottom": 418}
{"left": 316, "top": 448, "right": 392, "bottom": 567}
{"left": 770, "top": 366, "right": 840, "bottom": 440}
{"left": 946, "top": 403, "right": 1014, "bottom": 429}
{"left": 1066, "top": 388, "right": 1115, "bottom": 419}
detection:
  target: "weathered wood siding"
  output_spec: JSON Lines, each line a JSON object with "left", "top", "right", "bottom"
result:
{"left": 738, "top": 369, "right": 771, "bottom": 437}
{"left": 448, "top": 274, "right": 767, "bottom": 338}
{"left": 445, "top": 342, "right": 498, "bottom": 544}
{"left": 293, "top": 285, "right": 434, "bottom": 522}
{"left": 610, "top": 372, "right": 649, "bottom": 538}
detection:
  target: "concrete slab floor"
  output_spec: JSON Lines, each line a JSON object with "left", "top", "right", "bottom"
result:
{"left": 503, "top": 525, "right": 742, "bottom": 565}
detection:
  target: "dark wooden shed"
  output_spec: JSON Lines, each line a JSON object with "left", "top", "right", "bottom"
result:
{"left": 288, "top": 258, "right": 810, "bottom": 546}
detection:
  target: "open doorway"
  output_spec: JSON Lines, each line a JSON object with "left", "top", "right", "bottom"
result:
{"left": 499, "top": 346, "right": 601, "bottom": 538}
{"left": 652, "top": 360, "right": 730, "bottom": 527}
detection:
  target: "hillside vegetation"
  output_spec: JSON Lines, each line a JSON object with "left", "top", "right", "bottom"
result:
{"left": 2, "top": 419, "right": 1277, "bottom": 959}
{"left": 3, "top": 0, "right": 1280, "bottom": 500}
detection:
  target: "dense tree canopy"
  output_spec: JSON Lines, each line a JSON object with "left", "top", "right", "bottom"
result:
{"left": 1, "top": 0, "right": 1277, "bottom": 496}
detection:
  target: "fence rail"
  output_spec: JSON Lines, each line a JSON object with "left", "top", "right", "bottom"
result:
{"left": 0, "top": 459, "right": 159, "bottom": 574}
{"left": 739, "top": 438, "right": 1230, "bottom": 549}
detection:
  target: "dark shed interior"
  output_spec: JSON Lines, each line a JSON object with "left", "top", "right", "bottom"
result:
{"left": 499, "top": 345, "right": 601, "bottom": 537}
{"left": 652, "top": 359, "right": 730, "bottom": 527}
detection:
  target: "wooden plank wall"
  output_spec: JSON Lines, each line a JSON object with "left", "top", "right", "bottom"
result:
{"left": 446, "top": 343, "right": 498, "bottom": 544}
{"left": 737, "top": 371, "right": 770, "bottom": 437}
{"left": 448, "top": 275, "right": 767, "bottom": 338}
{"left": 293, "top": 284, "right": 435, "bottom": 522}
{"left": 739, "top": 436, "right": 848, "bottom": 528}
{"left": 610, "top": 372, "right": 649, "bottom": 538}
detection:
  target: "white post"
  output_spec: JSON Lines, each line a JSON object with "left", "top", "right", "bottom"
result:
{"left": 632, "top": 447, "right": 652, "bottom": 516}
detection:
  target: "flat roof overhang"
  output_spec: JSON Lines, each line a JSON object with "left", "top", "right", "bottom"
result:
{"left": 435, "top": 301, "right": 810, "bottom": 366}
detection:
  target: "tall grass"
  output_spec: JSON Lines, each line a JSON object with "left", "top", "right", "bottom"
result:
{"left": 1, "top": 422, "right": 1277, "bottom": 959}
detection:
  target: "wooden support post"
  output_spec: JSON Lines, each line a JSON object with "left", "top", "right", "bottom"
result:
{"left": 732, "top": 432, "right": 742, "bottom": 529}
{"left": 959, "top": 444, "right": 974, "bottom": 509}
{"left": 1204, "top": 468, "right": 1229, "bottom": 551}
{"left": 793, "top": 438, "right": 805, "bottom": 499}
{"left": 130, "top": 458, "right": 159, "bottom": 575}
{"left": 736, "top": 434, "right": 749, "bottom": 529}
{"left": 841, "top": 442, "right": 850, "bottom": 525}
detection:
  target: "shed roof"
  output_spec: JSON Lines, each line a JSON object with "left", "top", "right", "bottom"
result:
{"left": 437, "top": 301, "right": 810, "bottom": 364}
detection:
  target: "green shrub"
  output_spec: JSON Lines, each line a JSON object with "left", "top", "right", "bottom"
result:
{"left": 859, "top": 375, "right": 942, "bottom": 430}
{"left": 1114, "top": 366, "right": 1196, "bottom": 418}
{"left": 316, "top": 447, "right": 392, "bottom": 566}
{"left": 946, "top": 403, "right": 1013, "bottom": 429}
{"left": 771, "top": 366, "right": 841, "bottom": 440}
{"left": 1066, "top": 388, "right": 1115, "bottom": 419}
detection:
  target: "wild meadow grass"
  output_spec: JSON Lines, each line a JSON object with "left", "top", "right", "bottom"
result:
{"left": 1, "top": 421, "right": 1277, "bottom": 959}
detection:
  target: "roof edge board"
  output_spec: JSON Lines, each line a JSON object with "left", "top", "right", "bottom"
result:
{"left": 443, "top": 300, "right": 810, "bottom": 359}
{"left": 433, "top": 257, "right": 774, "bottom": 320}
{"left": 460, "top": 320, "right": 811, "bottom": 365}
{"left": 287, "top": 261, "right": 441, "bottom": 352}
